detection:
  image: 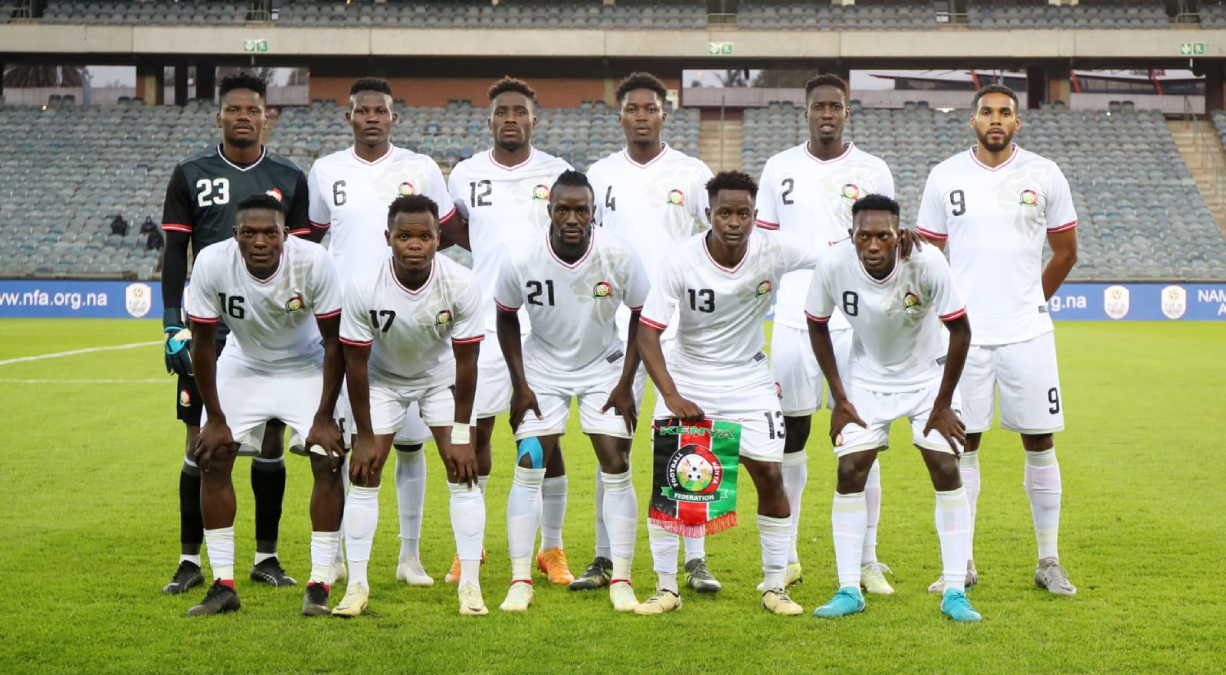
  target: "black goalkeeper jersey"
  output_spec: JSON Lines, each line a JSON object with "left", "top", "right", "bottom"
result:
{"left": 161, "top": 144, "right": 310, "bottom": 257}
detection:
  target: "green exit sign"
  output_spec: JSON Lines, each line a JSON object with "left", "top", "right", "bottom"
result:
{"left": 243, "top": 39, "right": 269, "bottom": 53}
{"left": 1180, "top": 42, "right": 1206, "bottom": 56}
{"left": 708, "top": 42, "right": 733, "bottom": 56}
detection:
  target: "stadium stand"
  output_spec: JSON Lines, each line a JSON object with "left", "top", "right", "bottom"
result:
{"left": 42, "top": 0, "right": 250, "bottom": 26}
{"left": 736, "top": 0, "right": 942, "bottom": 31}
{"left": 1200, "top": 1, "right": 1226, "bottom": 28}
{"left": 967, "top": 0, "right": 1170, "bottom": 30}
{"left": 742, "top": 100, "right": 1226, "bottom": 281}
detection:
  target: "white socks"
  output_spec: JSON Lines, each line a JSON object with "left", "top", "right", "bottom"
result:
{"left": 334, "top": 453, "right": 350, "bottom": 566}
{"left": 862, "top": 459, "right": 882, "bottom": 564}
{"left": 450, "top": 482, "right": 486, "bottom": 590}
{"left": 934, "top": 487, "right": 971, "bottom": 591}
{"left": 344, "top": 485, "right": 380, "bottom": 589}
{"left": 204, "top": 526, "right": 235, "bottom": 582}
{"left": 758, "top": 515, "right": 791, "bottom": 590}
{"left": 540, "top": 475, "right": 568, "bottom": 552}
{"left": 959, "top": 451, "right": 980, "bottom": 560}
{"left": 507, "top": 466, "right": 545, "bottom": 581}
{"left": 395, "top": 448, "right": 427, "bottom": 560}
{"left": 781, "top": 452, "right": 808, "bottom": 566}
{"left": 648, "top": 523, "right": 680, "bottom": 593}
{"left": 310, "top": 530, "right": 340, "bottom": 586}
{"left": 831, "top": 491, "right": 867, "bottom": 589}
{"left": 601, "top": 471, "right": 637, "bottom": 581}
{"left": 1024, "top": 448, "right": 1062, "bottom": 561}
{"left": 683, "top": 536, "right": 705, "bottom": 564}
{"left": 594, "top": 469, "right": 611, "bottom": 560}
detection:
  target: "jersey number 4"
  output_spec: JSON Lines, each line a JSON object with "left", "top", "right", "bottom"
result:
{"left": 196, "top": 178, "right": 230, "bottom": 208}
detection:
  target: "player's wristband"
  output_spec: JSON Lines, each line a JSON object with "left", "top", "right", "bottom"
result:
{"left": 450, "top": 423, "right": 472, "bottom": 445}
{"left": 163, "top": 307, "right": 184, "bottom": 332}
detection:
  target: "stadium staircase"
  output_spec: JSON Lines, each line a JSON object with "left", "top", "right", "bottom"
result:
{"left": 1168, "top": 118, "right": 1226, "bottom": 237}
{"left": 699, "top": 118, "right": 742, "bottom": 173}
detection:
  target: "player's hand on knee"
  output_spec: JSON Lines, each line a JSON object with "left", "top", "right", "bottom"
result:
{"left": 923, "top": 404, "right": 966, "bottom": 457}
{"left": 602, "top": 384, "right": 638, "bottom": 436}
{"left": 897, "top": 228, "right": 923, "bottom": 260}
{"left": 509, "top": 386, "right": 542, "bottom": 430}
{"left": 194, "top": 418, "right": 237, "bottom": 472}
{"left": 446, "top": 442, "right": 479, "bottom": 488}
{"left": 306, "top": 415, "right": 346, "bottom": 472}
{"left": 349, "top": 432, "right": 376, "bottom": 485}
{"left": 663, "top": 393, "right": 704, "bottom": 423}
{"left": 829, "top": 399, "right": 867, "bottom": 444}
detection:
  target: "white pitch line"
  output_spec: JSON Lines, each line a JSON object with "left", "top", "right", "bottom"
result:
{"left": 0, "top": 340, "right": 160, "bottom": 367}
{"left": 0, "top": 378, "right": 165, "bottom": 384}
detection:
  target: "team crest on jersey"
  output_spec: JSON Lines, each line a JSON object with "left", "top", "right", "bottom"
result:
{"left": 1161, "top": 285, "right": 1187, "bottom": 320}
{"left": 666, "top": 189, "right": 685, "bottom": 206}
{"left": 179, "top": 388, "right": 192, "bottom": 407}
{"left": 398, "top": 182, "right": 415, "bottom": 196}
{"left": 435, "top": 309, "right": 453, "bottom": 326}
{"left": 840, "top": 184, "right": 860, "bottom": 201}
{"left": 1019, "top": 189, "right": 1038, "bottom": 206}
{"left": 593, "top": 281, "right": 612, "bottom": 298}
{"left": 755, "top": 280, "right": 773, "bottom": 297}
{"left": 775, "top": 382, "right": 782, "bottom": 399}
{"left": 903, "top": 291, "right": 921, "bottom": 310}
{"left": 285, "top": 295, "right": 304, "bottom": 313}
{"left": 532, "top": 185, "right": 550, "bottom": 201}
{"left": 266, "top": 188, "right": 283, "bottom": 202}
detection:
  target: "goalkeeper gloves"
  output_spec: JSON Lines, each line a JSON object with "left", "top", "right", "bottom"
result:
{"left": 163, "top": 308, "right": 194, "bottom": 378}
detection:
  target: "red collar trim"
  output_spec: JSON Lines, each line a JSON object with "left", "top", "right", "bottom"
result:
{"left": 389, "top": 258, "right": 435, "bottom": 296}
{"left": 804, "top": 141, "right": 854, "bottom": 165}
{"left": 968, "top": 144, "right": 1019, "bottom": 172}
{"left": 351, "top": 144, "right": 395, "bottom": 166}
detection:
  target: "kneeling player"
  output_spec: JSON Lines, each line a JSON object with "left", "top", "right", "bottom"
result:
{"left": 805, "top": 194, "right": 980, "bottom": 622}
{"left": 186, "top": 194, "right": 347, "bottom": 617}
{"left": 636, "top": 171, "right": 823, "bottom": 616}
{"left": 493, "top": 170, "right": 648, "bottom": 613}
{"left": 337, "top": 195, "right": 487, "bottom": 617}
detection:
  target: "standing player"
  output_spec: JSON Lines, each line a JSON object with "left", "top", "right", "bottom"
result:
{"left": 493, "top": 170, "right": 648, "bottom": 613}
{"left": 636, "top": 171, "right": 819, "bottom": 616}
{"left": 805, "top": 194, "right": 980, "bottom": 622}
{"left": 755, "top": 74, "right": 896, "bottom": 594}
{"left": 916, "top": 84, "right": 1078, "bottom": 595}
{"left": 183, "top": 194, "right": 346, "bottom": 617}
{"left": 308, "top": 77, "right": 456, "bottom": 587}
{"left": 443, "top": 77, "right": 575, "bottom": 586}
{"left": 584, "top": 71, "right": 719, "bottom": 593}
{"left": 336, "top": 195, "right": 487, "bottom": 617}
{"left": 160, "top": 73, "right": 313, "bottom": 594}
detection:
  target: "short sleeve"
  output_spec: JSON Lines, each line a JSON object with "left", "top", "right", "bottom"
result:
{"left": 926, "top": 250, "right": 967, "bottom": 322}
{"left": 1045, "top": 166, "right": 1078, "bottom": 234}
{"left": 307, "top": 164, "right": 331, "bottom": 230}
{"left": 447, "top": 168, "right": 470, "bottom": 222}
{"left": 622, "top": 246, "right": 651, "bottom": 310}
{"left": 639, "top": 253, "right": 683, "bottom": 331}
{"left": 309, "top": 248, "right": 343, "bottom": 320}
{"left": 875, "top": 163, "right": 896, "bottom": 200}
{"left": 339, "top": 279, "right": 373, "bottom": 347}
{"left": 803, "top": 249, "right": 836, "bottom": 323}
{"left": 450, "top": 272, "right": 486, "bottom": 345}
{"left": 185, "top": 253, "right": 220, "bottom": 323}
{"left": 425, "top": 159, "right": 457, "bottom": 224}
{"left": 285, "top": 170, "right": 312, "bottom": 238}
{"left": 915, "top": 172, "right": 948, "bottom": 241}
{"left": 161, "top": 164, "right": 195, "bottom": 234}
{"left": 755, "top": 161, "right": 780, "bottom": 230}
{"left": 690, "top": 162, "right": 715, "bottom": 232}
{"left": 492, "top": 250, "right": 523, "bottom": 312}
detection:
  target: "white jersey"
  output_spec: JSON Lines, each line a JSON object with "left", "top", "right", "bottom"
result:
{"left": 494, "top": 229, "right": 649, "bottom": 374}
{"left": 805, "top": 241, "right": 966, "bottom": 393}
{"left": 917, "top": 144, "right": 1077, "bottom": 346}
{"left": 756, "top": 142, "right": 894, "bottom": 332}
{"left": 588, "top": 144, "right": 714, "bottom": 281}
{"left": 339, "top": 255, "right": 484, "bottom": 384}
{"left": 640, "top": 231, "right": 823, "bottom": 378}
{"left": 308, "top": 145, "right": 454, "bottom": 286}
{"left": 186, "top": 237, "right": 342, "bottom": 372}
{"left": 447, "top": 148, "right": 572, "bottom": 332}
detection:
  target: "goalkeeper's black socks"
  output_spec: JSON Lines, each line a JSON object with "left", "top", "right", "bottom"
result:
{"left": 251, "top": 456, "right": 286, "bottom": 556}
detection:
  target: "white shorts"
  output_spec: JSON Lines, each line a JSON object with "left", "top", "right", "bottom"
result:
{"left": 335, "top": 387, "right": 432, "bottom": 446}
{"left": 652, "top": 361, "right": 784, "bottom": 463}
{"left": 770, "top": 324, "right": 853, "bottom": 417}
{"left": 369, "top": 377, "right": 455, "bottom": 437}
{"left": 515, "top": 351, "right": 633, "bottom": 440}
{"left": 202, "top": 356, "right": 330, "bottom": 457}
{"left": 962, "top": 331, "right": 1064, "bottom": 435}
{"left": 475, "top": 331, "right": 512, "bottom": 419}
{"left": 835, "top": 380, "right": 962, "bottom": 457}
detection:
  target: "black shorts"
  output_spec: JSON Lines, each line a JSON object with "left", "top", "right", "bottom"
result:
{"left": 175, "top": 337, "right": 227, "bottom": 426}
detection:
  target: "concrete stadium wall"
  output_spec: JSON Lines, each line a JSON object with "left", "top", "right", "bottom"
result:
{"left": 307, "top": 77, "right": 616, "bottom": 108}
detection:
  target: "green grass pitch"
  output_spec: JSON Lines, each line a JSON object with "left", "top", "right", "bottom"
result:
{"left": 0, "top": 319, "right": 1223, "bottom": 674}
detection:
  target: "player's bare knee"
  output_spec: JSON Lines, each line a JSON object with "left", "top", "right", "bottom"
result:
{"left": 836, "top": 451, "right": 876, "bottom": 493}
{"left": 964, "top": 432, "right": 983, "bottom": 453}
{"left": 783, "top": 415, "right": 811, "bottom": 452}
{"left": 1021, "top": 433, "right": 1054, "bottom": 452}
{"left": 923, "top": 452, "right": 961, "bottom": 491}
{"left": 544, "top": 443, "right": 566, "bottom": 477}
{"left": 516, "top": 436, "right": 546, "bottom": 469}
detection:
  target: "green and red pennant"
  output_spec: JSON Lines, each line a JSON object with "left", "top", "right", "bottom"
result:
{"left": 648, "top": 417, "right": 742, "bottom": 538}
